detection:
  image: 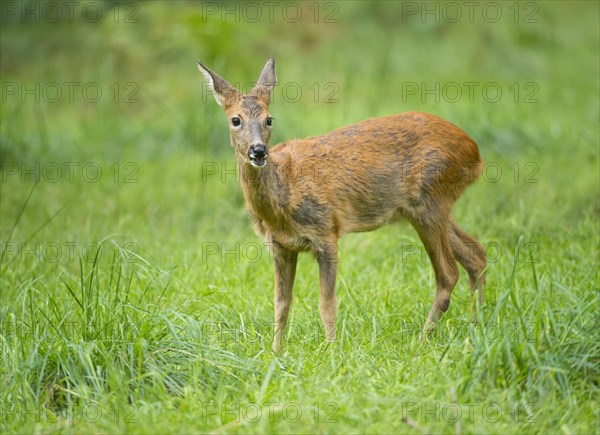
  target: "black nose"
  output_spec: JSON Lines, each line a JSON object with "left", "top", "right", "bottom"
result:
{"left": 248, "top": 144, "right": 267, "bottom": 159}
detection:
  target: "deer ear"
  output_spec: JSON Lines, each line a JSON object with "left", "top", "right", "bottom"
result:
{"left": 197, "top": 60, "right": 240, "bottom": 108}
{"left": 251, "top": 57, "right": 277, "bottom": 105}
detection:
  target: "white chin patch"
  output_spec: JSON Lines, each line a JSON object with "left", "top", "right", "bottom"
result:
{"left": 250, "top": 158, "right": 267, "bottom": 167}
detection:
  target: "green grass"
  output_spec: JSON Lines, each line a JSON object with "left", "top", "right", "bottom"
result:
{"left": 1, "top": 1, "right": 599, "bottom": 433}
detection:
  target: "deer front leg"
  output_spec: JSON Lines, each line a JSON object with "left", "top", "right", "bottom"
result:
{"left": 272, "top": 245, "right": 298, "bottom": 353}
{"left": 317, "top": 241, "right": 338, "bottom": 343}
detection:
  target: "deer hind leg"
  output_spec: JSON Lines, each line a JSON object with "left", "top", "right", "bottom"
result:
{"left": 412, "top": 216, "right": 459, "bottom": 332}
{"left": 272, "top": 244, "right": 298, "bottom": 353}
{"left": 448, "top": 218, "right": 486, "bottom": 317}
{"left": 316, "top": 240, "right": 338, "bottom": 343}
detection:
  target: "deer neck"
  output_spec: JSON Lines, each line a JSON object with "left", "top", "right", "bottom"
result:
{"left": 238, "top": 156, "right": 289, "bottom": 231}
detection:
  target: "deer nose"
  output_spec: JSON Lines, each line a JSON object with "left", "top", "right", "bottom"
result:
{"left": 248, "top": 144, "right": 267, "bottom": 160}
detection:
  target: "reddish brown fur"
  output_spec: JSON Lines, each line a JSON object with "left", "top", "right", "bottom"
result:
{"left": 198, "top": 58, "right": 486, "bottom": 352}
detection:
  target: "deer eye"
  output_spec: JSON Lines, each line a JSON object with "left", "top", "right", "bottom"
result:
{"left": 231, "top": 117, "right": 241, "bottom": 127}
{"left": 266, "top": 117, "right": 273, "bottom": 127}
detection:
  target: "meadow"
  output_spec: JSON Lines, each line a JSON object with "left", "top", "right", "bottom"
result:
{"left": 0, "top": 1, "right": 598, "bottom": 433}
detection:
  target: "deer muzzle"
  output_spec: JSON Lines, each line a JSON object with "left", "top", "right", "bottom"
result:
{"left": 248, "top": 144, "right": 268, "bottom": 167}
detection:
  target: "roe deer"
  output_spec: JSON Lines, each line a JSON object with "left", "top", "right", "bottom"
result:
{"left": 197, "top": 58, "right": 486, "bottom": 352}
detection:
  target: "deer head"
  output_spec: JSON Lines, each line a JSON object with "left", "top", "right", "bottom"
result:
{"left": 198, "top": 58, "right": 277, "bottom": 167}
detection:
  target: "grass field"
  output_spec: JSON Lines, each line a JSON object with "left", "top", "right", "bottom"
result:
{"left": 1, "top": 1, "right": 599, "bottom": 433}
